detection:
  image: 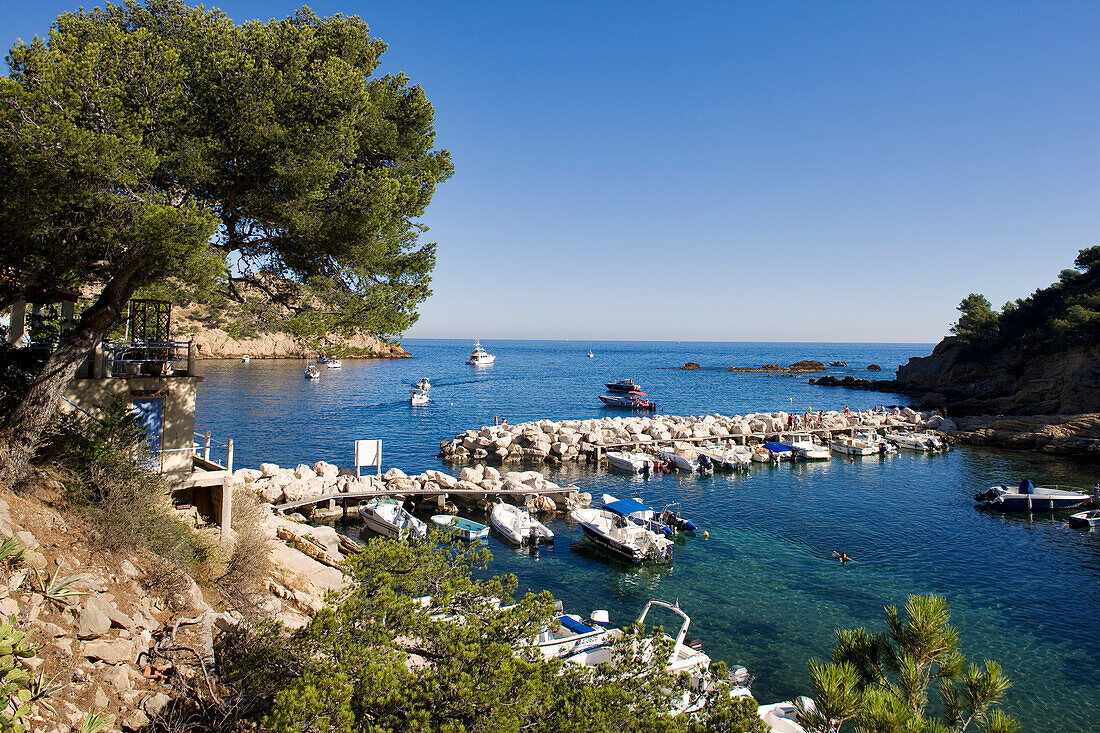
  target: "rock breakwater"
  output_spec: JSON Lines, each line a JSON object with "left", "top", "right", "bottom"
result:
{"left": 439, "top": 409, "right": 954, "bottom": 465}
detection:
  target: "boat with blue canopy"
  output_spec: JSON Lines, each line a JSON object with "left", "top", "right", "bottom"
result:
{"left": 602, "top": 494, "right": 698, "bottom": 534}
{"left": 974, "top": 479, "right": 1090, "bottom": 512}
{"left": 764, "top": 441, "right": 795, "bottom": 462}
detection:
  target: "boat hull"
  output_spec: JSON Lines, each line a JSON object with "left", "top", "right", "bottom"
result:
{"left": 431, "top": 515, "right": 490, "bottom": 541}
{"left": 1069, "top": 511, "right": 1100, "bottom": 528}
{"left": 578, "top": 521, "right": 648, "bottom": 563}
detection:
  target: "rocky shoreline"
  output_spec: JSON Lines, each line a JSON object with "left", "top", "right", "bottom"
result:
{"left": 946, "top": 413, "right": 1100, "bottom": 457}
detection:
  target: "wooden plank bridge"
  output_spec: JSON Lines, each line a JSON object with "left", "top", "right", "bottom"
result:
{"left": 275, "top": 484, "right": 582, "bottom": 514}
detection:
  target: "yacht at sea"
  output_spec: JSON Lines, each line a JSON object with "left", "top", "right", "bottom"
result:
{"left": 466, "top": 340, "right": 496, "bottom": 365}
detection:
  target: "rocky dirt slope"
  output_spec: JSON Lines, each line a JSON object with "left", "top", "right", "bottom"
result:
{"left": 0, "top": 476, "right": 345, "bottom": 732}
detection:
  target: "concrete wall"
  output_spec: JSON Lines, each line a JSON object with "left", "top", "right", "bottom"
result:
{"left": 62, "top": 376, "right": 203, "bottom": 475}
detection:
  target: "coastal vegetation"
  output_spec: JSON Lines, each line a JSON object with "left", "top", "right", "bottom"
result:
{"left": 0, "top": 0, "right": 451, "bottom": 482}
{"left": 798, "top": 595, "right": 1017, "bottom": 733}
{"left": 952, "top": 245, "right": 1100, "bottom": 352}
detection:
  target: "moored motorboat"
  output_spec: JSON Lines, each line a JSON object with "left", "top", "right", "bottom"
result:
{"left": 490, "top": 502, "right": 554, "bottom": 545}
{"left": 830, "top": 431, "right": 879, "bottom": 455}
{"left": 466, "top": 340, "right": 495, "bottom": 365}
{"left": 1069, "top": 509, "right": 1100, "bottom": 528}
{"left": 786, "top": 434, "right": 831, "bottom": 461}
{"left": 974, "top": 479, "right": 1090, "bottom": 512}
{"left": 698, "top": 445, "right": 752, "bottom": 469}
{"left": 326, "top": 358, "right": 342, "bottom": 369}
{"left": 605, "top": 451, "right": 656, "bottom": 475}
{"left": 304, "top": 362, "right": 320, "bottom": 380}
{"left": 605, "top": 379, "right": 641, "bottom": 392}
{"left": 358, "top": 498, "right": 427, "bottom": 539}
{"left": 657, "top": 445, "right": 705, "bottom": 473}
{"left": 602, "top": 494, "right": 697, "bottom": 534}
{"left": 599, "top": 392, "right": 656, "bottom": 410}
{"left": 569, "top": 507, "right": 674, "bottom": 563}
{"left": 757, "top": 699, "right": 814, "bottom": 733}
{"left": 562, "top": 600, "right": 752, "bottom": 714}
{"left": 884, "top": 430, "right": 946, "bottom": 452}
{"left": 241, "top": 355, "right": 251, "bottom": 363}
{"left": 764, "top": 441, "right": 794, "bottom": 462}
{"left": 431, "top": 514, "right": 490, "bottom": 541}
{"left": 523, "top": 604, "right": 613, "bottom": 660}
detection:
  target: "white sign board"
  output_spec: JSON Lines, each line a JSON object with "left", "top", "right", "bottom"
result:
{"left": 354, "top": 439, "right": 382, "bottom": 477}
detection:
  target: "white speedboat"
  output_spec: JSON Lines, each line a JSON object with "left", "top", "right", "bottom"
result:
{"left": 974, "top": 480, "right": 1090, "bottom": 512}
{"left": 757, "top": 699, "right": 814, "bottom": 733}
{"left": 326, "top": 359, "right": 342, "bottom": 369}
{"left": 699, "top": 445, "right": 753, "bottom": 469}
{"left": 605, "top": 451, "right": 656, "bottom": 474}
{"left": 241, "top": 355, "right": 250, "bottom": 363}
{"left": 410, "top": 387, "right": 429, "bottom": 405}
{"left": 358, "top": 498, "right": 426, "bottom": 539}
{"left": 1069, "top": 510, "right": 1100, "bottom": 528}
{"left": 884, "top": 431, "right": 945, "bottom": 452}
{"left": 830, "top": 432, "right": 879, "bottom": 455}
{"left": 657, "top": 446, "right": 707, "bottom": 473}
{"left": 570, "top": 507, "right": 673, "bottom": 563}
{"left": 602, "top": 494, "right": 696, "bottom": 534}
{"left": 415, "top": 377, "right": 431, "bottom": 390}
{"left": 563, "top": 600, "right": 752, "bottom": 714}
{"left": 523, "top": 604, "right": 613, "bottom": 661}
{"left": 466, "top": 340, "right": 496, "bottom": 365}
{"left": 490, "top": 502, "right": 554, "bottom": 545}
{"left": 786, "top": 434, "right": 830, "bottom": 461}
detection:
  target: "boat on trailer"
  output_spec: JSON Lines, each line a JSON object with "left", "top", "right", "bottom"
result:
{"left": 570, "top": 507, "right": 674, "bottom": 563}
{"left": 974, "top": 480, "right": 1090, "bottom": 512}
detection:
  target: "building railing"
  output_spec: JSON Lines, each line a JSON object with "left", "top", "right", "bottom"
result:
{"left": 102, "top": 339, "right": 193, "bottom": 378}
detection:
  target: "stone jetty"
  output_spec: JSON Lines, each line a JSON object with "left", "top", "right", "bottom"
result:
{"left": 439, "top": 408, "right": 956, "bottom": 465}
{"left": 230, "top": 461, "right": 592, "bottom": 515}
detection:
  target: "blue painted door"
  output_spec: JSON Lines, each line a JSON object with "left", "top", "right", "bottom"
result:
{"left": 131, "top": 397, "right": 164, "bottom": 469}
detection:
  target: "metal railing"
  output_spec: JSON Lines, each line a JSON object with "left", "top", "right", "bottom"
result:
{"left": 102, "top": 339, "right": 191, "bottom": 377}
{"left": 192, "top": 430, "right": 234, "bottom": 473}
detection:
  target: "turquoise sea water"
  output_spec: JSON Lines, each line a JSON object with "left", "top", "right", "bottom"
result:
{"left": 195, "top": 340, "right": 1100, "bottom": 730}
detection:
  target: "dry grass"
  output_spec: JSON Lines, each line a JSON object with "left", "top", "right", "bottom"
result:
{"left": 214, "top": 492, "right": 274, "bottom": 621}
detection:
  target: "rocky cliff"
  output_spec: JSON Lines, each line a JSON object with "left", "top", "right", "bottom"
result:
{"left": 172, "top": 302, "right": 410, "bottom": 359}
{"left": 893, "top": 336, "right": 1100, "bottom": 416}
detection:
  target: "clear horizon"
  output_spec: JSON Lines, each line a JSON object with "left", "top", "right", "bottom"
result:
{"left": 4, "top": 0, "right": 1098, "bottom": 342}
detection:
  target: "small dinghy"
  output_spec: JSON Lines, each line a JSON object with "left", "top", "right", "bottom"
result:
{"left": 570, "top": 507, "right": 673, "bottom": 563}
{"left": 974, "top": 479, "right": 1090, "bottom": 512}
{"left": 1069, "top": 509, "right": 1100, "bottom": 528}
{"left": 490, "top": 502, "right": 554, "bottom": 545}
{"left": 358, "top": 498, "right": 427, "bottom": 539}
{"left": 431, "top": 514, "right": 490, "bottom": 541}
{"left": 241, "top": 355, "right": 251, "bottom": 363}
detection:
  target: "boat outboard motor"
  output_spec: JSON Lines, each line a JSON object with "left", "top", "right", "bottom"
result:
{"left": 974, "top": 488, "right": 999, "bottom": 502}
{"left": 698, "top": 454, "right": 713, "bottom": 475}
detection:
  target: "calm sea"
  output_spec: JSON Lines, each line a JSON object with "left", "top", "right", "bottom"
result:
{"left": 195, "top": 340, "right": 1100, "bottom": 729}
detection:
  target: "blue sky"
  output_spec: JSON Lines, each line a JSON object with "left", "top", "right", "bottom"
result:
{"left": 4, "top": 1, "right": 1099, "bottom": 342}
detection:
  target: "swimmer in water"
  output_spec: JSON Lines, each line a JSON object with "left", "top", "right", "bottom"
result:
{"left": 833, "top": 551, "right": 853, "bottom": 563}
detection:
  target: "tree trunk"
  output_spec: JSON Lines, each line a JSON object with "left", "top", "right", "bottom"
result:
{"left": 0, "top": 270, "right": 138, "bottom": 487}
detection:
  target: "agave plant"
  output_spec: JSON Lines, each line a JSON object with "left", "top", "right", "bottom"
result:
{"left": 78, "top": 711, "right": 114, "bottom": 733}
{"left": 32, "top": 566, "right": 89, "bottom": 609}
